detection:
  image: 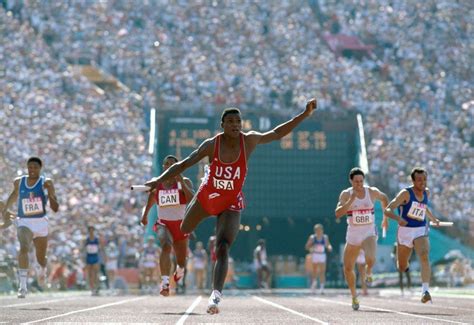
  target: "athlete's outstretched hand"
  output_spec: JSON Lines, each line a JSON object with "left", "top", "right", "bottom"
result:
{"left": 304, "top": 98, "right": 317, "bottom": 117}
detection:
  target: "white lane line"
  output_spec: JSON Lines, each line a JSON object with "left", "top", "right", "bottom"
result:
{"left": 311, "top": 297, "right": 468, "bottom": 325}
{"left": 22, "top": 296, "right": 146, "bottom": 324}
{"left": 175, "top": 296, "right": 202, "bottom": 325}
{"left": 366, "top": 297, "right": 474, "bottom": 312}
{"left": 252, "top": 296, "right": 328, "bottom": 324}
{"left": 1, "top": 296, "right": 86, "bottom": 308}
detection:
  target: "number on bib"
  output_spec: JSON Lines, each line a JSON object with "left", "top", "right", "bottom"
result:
{"left": 352, "top": 209, "right": 374, "bottom": 225}
{"left": 407, "top": 201, "right": 426, "bottom": 221}
{"left": 21, "top": 197, "right": 44, "bottom": 216}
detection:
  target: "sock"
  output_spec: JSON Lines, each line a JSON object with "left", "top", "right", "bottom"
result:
{"left": 422, "top": 283, "right": 429, "bottom": 293}
{"left": 161, "top": 275, "right": 169, "bottom": 284}
{"left": 19, "top": 269, "right": 28, "bottom": 290}
{"left": 212, "top": 289, "right": 222, "bottom": 298}
{"left": 320, "top": 283, "right": 325, "bottom": 291}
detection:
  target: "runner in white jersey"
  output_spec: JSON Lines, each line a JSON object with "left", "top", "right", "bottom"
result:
{"left": 254, "top": 239, "right": 271, "bottom": 289}
{"left": 305, "top": 224, "right": 332, "bottom": 294}
{"left": 2, "top": 157, "right": 59, "bottom": 298}
{"left": 141, "top": 155, "right": 194, "bottom": 296}
{"left": 335, "top": 167, "right": 388, "bottom": 310}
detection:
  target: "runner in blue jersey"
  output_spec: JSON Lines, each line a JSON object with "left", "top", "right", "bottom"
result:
{"left": 2, "top": 157, "right": 59, "bottom": 298}
{"left": 385, "top": 167, "right": 441, "bottom": 303}
{"left": 85, "top": 226, "right": 101, "bottom": 296}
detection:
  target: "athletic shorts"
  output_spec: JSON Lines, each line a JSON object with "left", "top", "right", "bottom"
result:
{"left": 346, "top": 224, "right": 377, "bottom": 246}
{"left": 197, "top": 188, "right": 245, "bottom": 216}
{"left": 106, "top": 260, "right": 118, "bottom": 271}
{"left": 16, "top": 216, "right": 48, "bottom": 238}
{"left": 397, "top": 225, "right": 429, "bottom": 248}
{"left": 311, "top": 253, "right": 327, "bottom": 264}
{"left": 356, "top": 251, "right": 366, "bottom": 265}
{"left": 155, "top": 219, "right": 188, "bottom": 242}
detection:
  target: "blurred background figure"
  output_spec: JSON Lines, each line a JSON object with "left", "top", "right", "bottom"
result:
{"left": 84, "top": 226, "right": 101, "bottom": 296}
{"left": 192, "top": 241, "right": 208, "bottom": 292}
{"left": 254, "top": 239, "right": 271, "bottom": 289}
{"left": 305, "top": 224, "right": 333, "bottom": 294}
{"left": 391, "top": 242, "right": 411, "bottom": 295}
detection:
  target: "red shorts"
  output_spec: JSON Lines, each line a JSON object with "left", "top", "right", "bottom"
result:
{"left": 153, "top": 219, "right": 188, "bottom": 242}
{"left": 197, "top": 188, "right": 245, "bottom": 216}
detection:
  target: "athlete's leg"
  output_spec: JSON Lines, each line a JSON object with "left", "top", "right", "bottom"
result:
{"left": 33, "top": 236, "right": 48, "bottom": 268}
{"left": 397, "top": 244, "right": 413, "bottom": 273}
{"left": 317, "top": 262, "right": 326, "bottom": 289}
{"left": 180, "top": 195, "right": 210, "bottom": 234}
{"left": 413, "top": 236, "right": 431, "bottom": 287}
{"left": 173, "top": 238, "right": 189, "bottom": 269}
{"left": 17, "top": 227, "right": 33, "bottom": 269}
{"left": 343, "top": 243, "right": 361, "bottom": 298}
{"left": 361, "top": 236, "right": 377, "bottom": 275}
{"left": 357, "top": 263, "right": 367, "bottom": 295}
{"left": 310, "top": 263, "right": 317, "bottom": 288}
{"left": 213, "top": 210, "right": 241, "bottom": 292}
{"left": 158, "top": 226, "right": 173, "bottom": 276}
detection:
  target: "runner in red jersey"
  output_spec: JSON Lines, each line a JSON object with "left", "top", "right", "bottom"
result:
{"left": 141, "top": 155, "right": 194, "bottom": 296}
{"left": 145, "top": 98, "right": 317, "bottom": 314}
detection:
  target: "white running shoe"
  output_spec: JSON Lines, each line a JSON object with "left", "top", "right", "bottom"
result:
{"left": 207, "top": 290, "right": 222, "bottom": 315}
{"left": 17, "top": 288, "right": 27, "bottom": 299}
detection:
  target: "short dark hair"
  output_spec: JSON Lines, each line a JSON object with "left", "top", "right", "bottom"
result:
{"left": 410, "top": 167, "right": 427, "bottom": 181}
{"left": 163, "top": 155, "right": 178, "bottom": 163}
{"left": 87, "top": 226, "right": 95, "bottom": 231}
{"left": 349, "top": 167, "right": 365, "bottom": 180}
{"left": 27, "top": 157, "right": 42, "bottom": 167}
{"left": 221, "top": 107, "right": 241, "bottom": 122}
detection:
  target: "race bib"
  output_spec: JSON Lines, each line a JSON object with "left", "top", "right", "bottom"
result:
{"left": 314, "top": 244, "right": 325, "bottom": 254}
{"left": 407, "top": 201, "right": 426, "bottom": 221}
{"left": 86, "top": 244, "right": 99, "bottom": 254}
{"left": 21, "top": 197, "right": 44, "bottom": 216}
{"left": 158, "top": 189, "right": 180, "bottom": 207}
{"left": 145, "top": 253, "right": 155, "bottom": 262}
{"left": 352, "top": 209, "right": 375, "bottom": 225}
{"left": 213, "top": 177, "right": 234, "bottom": 190}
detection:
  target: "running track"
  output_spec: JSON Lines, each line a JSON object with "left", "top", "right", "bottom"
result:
{"left": 1, "top": 288, "right": 472, "bottom": 324}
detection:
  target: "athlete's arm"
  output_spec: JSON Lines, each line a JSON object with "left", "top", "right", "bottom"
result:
{"left": 304, "top": 235, "right": 313, "bottom": 252}
{"left": 246, "top": 98, "right": 317, "bottom": 148}
{"left": 2, "top": 178, "right": 20, "bottom": 219}
{"left": 145, "top": 139, "right": 213, "bottom": 188}
{"left": 335, "top": 190, "right": 357, "bottom": 219}
{"left": 176, "top": 175, "right": 194, "bottom": 202}
{"left": 384, "top": 190, "right": 409, "bottom": 226}
{"left": 325, "top": 234, "right": 333, "bottom": 252}
{"left": 141, "top": 190, "right": 157, "bottom": 226}
{"left": 424, "top": 189, "right": 440, "bottom": 226}
{"left": 44, "top": 179, "right": 59, "bottom": 212}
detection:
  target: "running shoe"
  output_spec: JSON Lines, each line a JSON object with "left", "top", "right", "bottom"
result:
{"left": 173, "top": 267, "right": 185, "bottom": 283}
{"left": 160, "top": 283, "right": 170, "bottom": 297}
{"left": 352, "top": 296, "right": 360, "bottom": 311}
{"left": 421, "top": 291, "right": 432, "bottom": 304}
{"left": 17, "top": 288, "right": 27, "bottom": 299}
{"left": 207, "top": 290, "right": 222, "bottom": 315}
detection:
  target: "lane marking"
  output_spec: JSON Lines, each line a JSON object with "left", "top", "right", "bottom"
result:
{"left": 311, "top": 297, "right": 468, "bottom": 325}
{"left": 252, "top": 296, "right": 328, "bottom": 324}
{"left": 366, "top": 296, "right": 473, "bottom": 312}
{"left": 176, "top": 296, "right": 202, "bottom": 325}
{"left": 22, "top": 296, "right": 146, "bottom": 324}
{"left": 1, "top": 296, "right": 86, "bottom": 308}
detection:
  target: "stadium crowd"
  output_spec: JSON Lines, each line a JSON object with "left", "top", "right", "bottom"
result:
{"left": 0, "top": 0, "right": 472, "bottom": 290}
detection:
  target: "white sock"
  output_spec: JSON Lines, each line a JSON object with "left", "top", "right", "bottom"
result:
{"left": 320, "top": 283, "right": 325, "bottom": 291}
{"left": 161, "top": 276, "right": 169, "bottom": 284}
{"left": 422, "top": 283, "right": 429, "bottom": 293}
{"left": 212, "top": 289, "right": 222, "bottom": 298}
{"left": 19, "top": 269, "right": 28, "bottom": 290}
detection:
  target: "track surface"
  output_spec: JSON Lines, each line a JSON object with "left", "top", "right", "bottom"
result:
{"left": 1, "top": 288, "right": 473, "bottom": 324}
